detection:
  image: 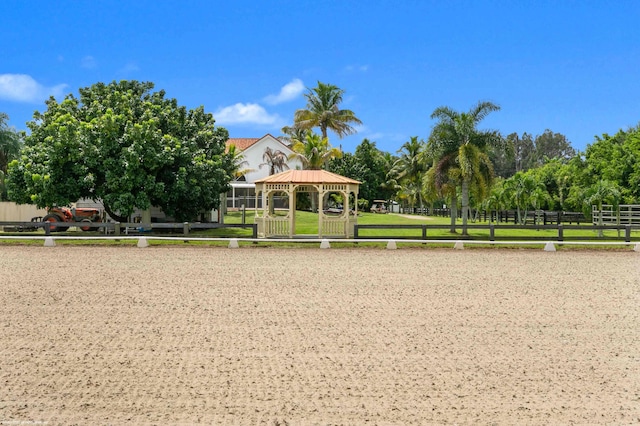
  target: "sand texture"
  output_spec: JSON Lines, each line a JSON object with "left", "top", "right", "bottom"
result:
{"left": 0, "top": 246, "right": 638, "bottom": 425}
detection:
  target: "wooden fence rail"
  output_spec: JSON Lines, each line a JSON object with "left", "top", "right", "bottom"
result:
{"left": 0, "top": 221, "right": 258, "bottom": 238}
{"left": 354, "top": 223, "right": 638, "bottom": 243}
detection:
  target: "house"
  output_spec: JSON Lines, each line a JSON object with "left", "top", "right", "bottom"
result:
{"left": 225, "top": 134, "right": 303, "bottom": 209}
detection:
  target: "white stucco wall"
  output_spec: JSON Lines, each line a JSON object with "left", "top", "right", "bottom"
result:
{"left": 240, "top": 135, "right": 302, "bottom": 183}
{"left": 0, "top": 202, "right": 48, "bottom": 221}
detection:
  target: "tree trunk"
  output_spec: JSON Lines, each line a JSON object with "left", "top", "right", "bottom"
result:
{"left": 461, "top": 179, "right": 469, "bottom": 235}
{"left": 103, "top": 203, "right": 128, "bottom": 223}
{"left": 449, "top": 193, "right": 457, "bottom": 233}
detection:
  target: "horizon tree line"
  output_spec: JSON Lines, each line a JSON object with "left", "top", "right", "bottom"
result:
{"left": 2, "top": 79, "right": 638, "bottom": 229}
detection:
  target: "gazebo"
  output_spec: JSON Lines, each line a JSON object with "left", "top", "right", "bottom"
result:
{"left": 253, "top": 170, "right": 361, "bottom": 238}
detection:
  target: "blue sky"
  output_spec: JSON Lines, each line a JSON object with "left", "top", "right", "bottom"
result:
{"left": 2, "top": 1, "right": 639, "bottom": 154}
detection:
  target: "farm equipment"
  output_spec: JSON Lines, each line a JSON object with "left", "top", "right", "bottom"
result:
{"left": 41, "top": 206, "right": 102, "bottom": 232}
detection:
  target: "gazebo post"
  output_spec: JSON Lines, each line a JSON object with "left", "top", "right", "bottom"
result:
{"left": 343, "top": 189, "right": 350, "bottom": 235}
{"left": 318, "top": 184, "right": 324, "bottom": 238}
{"left": 289, "top": 183, "right": 295, "bottom": 238}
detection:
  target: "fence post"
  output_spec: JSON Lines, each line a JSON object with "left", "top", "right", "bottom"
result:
{"left": 422, "top": 225, "right": 427, "bottom": 240}
{"left": 252, "top": 223, "right": 258, "bottom": 239}
{"left": 354, "top": 225, "right": 359, "bottom": 239}
{"left": 114, "top": 222, "right": 121, "bottom": 236}
{"left": 44, "top": 221, "right": 51, "bottom": 236}
{"left": 183, "top": 222, "right": 190, "bottom": 236}
{"left": 557, "top": 224, "right": 563, "bottom": 242}
{"left": 625, "top": 225, "right": 631, "bottom": 243}
{"left": 489, "top": 223, "right": 495, "bottom": 242}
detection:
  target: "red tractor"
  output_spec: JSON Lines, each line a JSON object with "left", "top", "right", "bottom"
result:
{"left": 42, "top": 206, "right": 102, "bottom": 232}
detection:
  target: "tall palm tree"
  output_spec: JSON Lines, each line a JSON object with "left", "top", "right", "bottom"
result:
{"left": 289, "top": 133, "right": 342, "bottom": 170}
{"left": 429, "top": 101, "right": 502, "bottom": 235}
{"left": 390, "top": 136, "right": 429, "bottom": 213}
{"left": 294, "top": 82, "right": 362, "bottom": 140}
{"left": 259, "top": 147, "right": 290, "bottom": 175}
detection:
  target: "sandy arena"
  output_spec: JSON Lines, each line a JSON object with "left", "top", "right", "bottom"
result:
{"left": 0, "top": 245, "right": 638, "bottom": 424}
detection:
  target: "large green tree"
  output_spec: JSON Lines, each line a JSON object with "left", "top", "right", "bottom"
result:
{"left": 293, "top": 82, "right": 362, "bottom": 140}
{"left": 583, "top": 125, "right": 640, "bottom": 203}
{"left": 534, "top": 129, "right": 575, "bottom": 165}
{"left": 354, "top": 139, "right": 394, "bottom": 204}
{"left": 7, "top": 80, "right": 234, "bottom": 222}
{"left": 429, "top": 101, "right": 502, "bottom": 235}
{"left": 328, "top": 139, "right": 395, "bottom": 208}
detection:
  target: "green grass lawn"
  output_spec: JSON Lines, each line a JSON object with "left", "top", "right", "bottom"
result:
{"left": 224, "top": 209, "right": 639, "bottom": 241}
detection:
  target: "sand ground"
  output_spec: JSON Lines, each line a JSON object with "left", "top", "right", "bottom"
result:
{"left": 0, "top": 246, "right": 638, "bottom": 425}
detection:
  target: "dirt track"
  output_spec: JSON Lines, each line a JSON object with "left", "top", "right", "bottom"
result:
{"left": 1, "top": 246, "right": 638, "bottom": 424}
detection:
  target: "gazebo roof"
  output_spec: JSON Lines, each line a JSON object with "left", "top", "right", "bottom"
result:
{"left": 254, "top": 169, "right": 361, "bottom": 185}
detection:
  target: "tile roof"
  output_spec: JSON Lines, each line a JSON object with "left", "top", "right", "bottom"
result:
{"left": 226, "top": 138, "right": 259, "bottom": 151}
{"left": 225, "top": 133, "right": 290, "bottom": 152}
{"left": 254, "top": 169, "right": 361, "bottom": 185}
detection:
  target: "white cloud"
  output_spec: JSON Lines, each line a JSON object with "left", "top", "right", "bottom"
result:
{"left": 345, "top": 64, "right": 369, "bottom": 72}
{"left": 214, "top": 102, "right": 280, "bottom": 125}
{"left": 118, "top": 62, "right": 140, "bottom": 74}
{"left": 0, "top": 74, "right": 67, "bottom": 103}
{"left": 263, "top": 78, "right": 304, "bottom": 105}
{"left": 81, "top": 55, "right": 97, "bottom": 69}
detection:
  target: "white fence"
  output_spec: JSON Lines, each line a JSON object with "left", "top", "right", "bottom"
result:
{"left": 593, "top": 204, "right": 640, "bottom": 225}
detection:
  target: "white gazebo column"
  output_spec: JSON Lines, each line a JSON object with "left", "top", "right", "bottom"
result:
{"left": 342, "top": 189, "right": 350, "bottom": 234}
{"left": 289, "top": 184, "right": 296, "bottom": 238}
{"left": 317, "top": 184, "right": 324, "bottom": 238}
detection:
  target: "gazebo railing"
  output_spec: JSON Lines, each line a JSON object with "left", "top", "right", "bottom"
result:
{"left": 322, "top": 218, "right": 346, "bottom": 236}
{"left": 264, "top": 217, "right": 290, "bottom": 237}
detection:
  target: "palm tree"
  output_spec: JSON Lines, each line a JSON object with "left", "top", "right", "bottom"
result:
{"left": 289, "top": 133, "right": 342, "bottom": 170}
{"left": 259, "top": 147, "right": 290, "bottom": 175}
{"left": 279, "top": 124, "right": 309, "bottom": 147}
{"left": 503, "top": 173, "right": 546, "bottom": 224}
{"left": 227, "top": 144, "right": 253, "bottom": 180}
{"left": 429, "top": 101, "right": 502, "bottom": 235}
{"left": 390, "top": 136, "right": 429, "bottom": 213}
{"left": 294, "top": 82, "right": 362, "bottom": 140}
